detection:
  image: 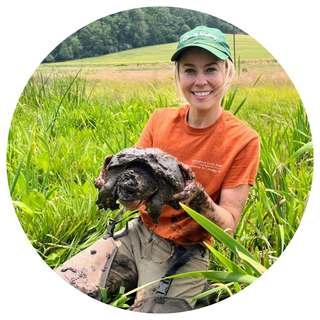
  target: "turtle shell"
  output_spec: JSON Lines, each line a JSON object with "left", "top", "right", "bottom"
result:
{"left": 107, "top": 147, "right": 185, "bottom": 190}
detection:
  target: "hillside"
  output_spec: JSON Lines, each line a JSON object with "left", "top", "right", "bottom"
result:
{"left": 44, "top": 34, "right": 276, "bottom": 68}
{"left": 43, "top": 7, "right": 249, "bottom": 63}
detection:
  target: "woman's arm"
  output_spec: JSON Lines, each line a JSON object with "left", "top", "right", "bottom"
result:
{"left": 201, "top": 185, "right": 250, "bottom": 234}
{"left": 173, "top": 162, "right": 251, "bottom": 235}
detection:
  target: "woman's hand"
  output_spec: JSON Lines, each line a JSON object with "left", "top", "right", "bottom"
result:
{"left": 171, "top": 162, "right": 211, "bottom": 213}
{"left": 172, "top": 161, "right": 250, "bottom": 234}
{"left": 94, "top": 155, "right": 113, "bottom": 190}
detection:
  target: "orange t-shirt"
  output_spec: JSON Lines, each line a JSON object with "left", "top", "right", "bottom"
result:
{"left": 135, "top": 105, "right": 260, "bottom": 246}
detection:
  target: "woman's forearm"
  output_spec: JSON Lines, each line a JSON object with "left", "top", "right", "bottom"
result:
{"left": 185, "top": 182, "right": 237, "bottom": 234}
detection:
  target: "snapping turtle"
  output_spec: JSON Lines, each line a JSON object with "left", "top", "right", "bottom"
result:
{"left": 94, "top": 147, "right": 186, "bottom": 223}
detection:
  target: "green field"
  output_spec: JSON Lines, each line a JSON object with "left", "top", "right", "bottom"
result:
{"left": 46, "top": 34, "right": 275, "bottom": 67}
{"left": 8, "top": 39, "right": 313, "bottom": 308}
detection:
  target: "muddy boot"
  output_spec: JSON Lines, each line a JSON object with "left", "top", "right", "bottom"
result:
{"left": 54, "top": 237, "right": 118, "bottom": 300}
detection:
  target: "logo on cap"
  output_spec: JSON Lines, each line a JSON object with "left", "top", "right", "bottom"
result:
{"left": 182, "top": 31, "right": 218, "bottom": 42}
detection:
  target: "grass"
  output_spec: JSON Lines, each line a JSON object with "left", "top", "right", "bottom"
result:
{"left": 7, "top": 43, "right": 312, "bottom": 307}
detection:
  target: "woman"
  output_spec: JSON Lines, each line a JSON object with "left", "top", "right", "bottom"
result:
{"left": 55, "top": 26, "right": 260, "bottom": 313}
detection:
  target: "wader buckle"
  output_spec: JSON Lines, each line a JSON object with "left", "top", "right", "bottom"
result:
{"left": 155, "top": 278, "right": 173, "bottom": 304}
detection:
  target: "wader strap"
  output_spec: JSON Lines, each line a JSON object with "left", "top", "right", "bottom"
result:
{"left": 103, "top": 208, "right": 137, "bottom": 240}
{"left": 98, "top": 238, "right": 118, "bottom": 289}
{"left": 155, "top": 244, "right": 203, "bottom": 304}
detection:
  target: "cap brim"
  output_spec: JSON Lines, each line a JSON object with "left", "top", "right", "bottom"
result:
{"left": 171, "top": 44, "right": 231, "bottom": 62}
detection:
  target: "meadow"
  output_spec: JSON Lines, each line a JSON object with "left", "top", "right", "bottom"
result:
{"left": 7, "top": 36, "right": 313, "bottom": 307}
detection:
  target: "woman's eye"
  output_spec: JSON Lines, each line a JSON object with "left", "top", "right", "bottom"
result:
{"left": 206, "top": 68, "right": 216, "bottom": 73}
{"left": 185, "top": 68, "right": 195, "bottom": 74}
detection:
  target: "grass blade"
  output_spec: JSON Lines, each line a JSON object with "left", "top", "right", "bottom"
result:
{"left": 123, "top": 271, "right": 257, "bottom": 298}
{"left": 283, "top": 141, "right": 313, "bottom": 166}
{"left": 236, "top": 248, "right": 267, "bottom": 276}
{"left": 181, "top": 203, "right": 259, "bottom": 263}
{"left": 205, "top": 243, "right": 247, "bottom": 275}
{"left": 46, "top": 68, "right": 82, "bottom": 134}
{"left": 9, "top": 152, "right": 26, "bottom": 196}
{"left": 191, "top": 282, "right": 234, "bottom": 302}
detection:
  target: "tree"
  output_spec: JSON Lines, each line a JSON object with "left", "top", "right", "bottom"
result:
{"left": 59, "top": 42, "right": 73, "bottom": 61}
{"left": 69, "top": 36, "right": 82, "bottom": 59}
{"left": 42, "top": 7, "right": 240, "bottom": 63}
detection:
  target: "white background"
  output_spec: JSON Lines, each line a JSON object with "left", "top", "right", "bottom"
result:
{"left": 1, "top": 1, "right": 319, "bottom": 319}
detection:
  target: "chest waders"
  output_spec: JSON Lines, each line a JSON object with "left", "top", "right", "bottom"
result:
{"left": 129, "top": 243, "right": 204, "bottom": 313}
{"left": 55, "top": 208, "right": 207, "bottom": 312}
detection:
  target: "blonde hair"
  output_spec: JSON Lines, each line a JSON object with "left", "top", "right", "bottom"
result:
{"left": 173, "top": 57, "right": 235, "bottom": 105}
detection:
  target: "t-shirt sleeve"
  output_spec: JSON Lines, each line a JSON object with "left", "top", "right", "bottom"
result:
{"left": 222, "top": 135, "right": 260, "bottom": 189}
{"left": 135, "top": 110, "right": 158, "bottom": 148}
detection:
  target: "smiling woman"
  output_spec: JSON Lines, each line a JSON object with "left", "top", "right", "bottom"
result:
{"left": 172, "top": 27, "right": 235, "bottom": 128}
{"left": 129, "top": 26, "right": 260, "bottom": 312}
{"left": 177, "top": 48, "right": 230, "bottom": 127}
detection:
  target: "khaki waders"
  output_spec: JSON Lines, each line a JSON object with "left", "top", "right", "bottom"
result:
{"left": 55, "top": 217, "right": 210, "bottom": 313}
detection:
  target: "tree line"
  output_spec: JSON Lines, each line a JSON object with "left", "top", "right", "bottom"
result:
{"left": 43, "top": 7, "right": 243, "bottom": 63}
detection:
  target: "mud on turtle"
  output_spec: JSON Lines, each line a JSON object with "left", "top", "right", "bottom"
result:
{"left": 94, "top": 147, "right": 186, "bottom": 223}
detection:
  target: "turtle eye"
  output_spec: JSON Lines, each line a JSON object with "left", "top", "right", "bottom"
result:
{"left": 117, "top": 185, "right": 137, "bottom": 200}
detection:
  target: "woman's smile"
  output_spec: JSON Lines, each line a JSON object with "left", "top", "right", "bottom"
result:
{"left": 192, "top": 90, "right": 213, "bottom": 98}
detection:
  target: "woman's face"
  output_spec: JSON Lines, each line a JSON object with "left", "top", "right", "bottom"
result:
{"left": 178, "top": 47, "right": 225, "bottom": 112}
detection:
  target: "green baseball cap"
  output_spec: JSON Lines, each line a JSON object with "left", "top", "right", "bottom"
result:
{"left": 171, "top": 26, "right": 232, "bottom": 62}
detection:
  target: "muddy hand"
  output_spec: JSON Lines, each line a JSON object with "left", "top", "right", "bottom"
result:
{"left": 94, "top": 155, "right": 113, "bottom": 190}
{"left": 171, "top": 162, "right": 205, "bottom": 205}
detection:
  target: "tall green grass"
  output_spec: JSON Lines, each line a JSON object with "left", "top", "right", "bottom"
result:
{"left": 7, "top": 67, "right": 312, "bottom": 305}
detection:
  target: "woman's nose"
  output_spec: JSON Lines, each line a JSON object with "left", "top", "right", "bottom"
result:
{"left": 194, "top": 72, "right": 207, "bottom": 86}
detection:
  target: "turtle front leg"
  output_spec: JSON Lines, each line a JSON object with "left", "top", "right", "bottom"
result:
{"left": 146, "top": 192, "right": 164, "bottom": 224}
